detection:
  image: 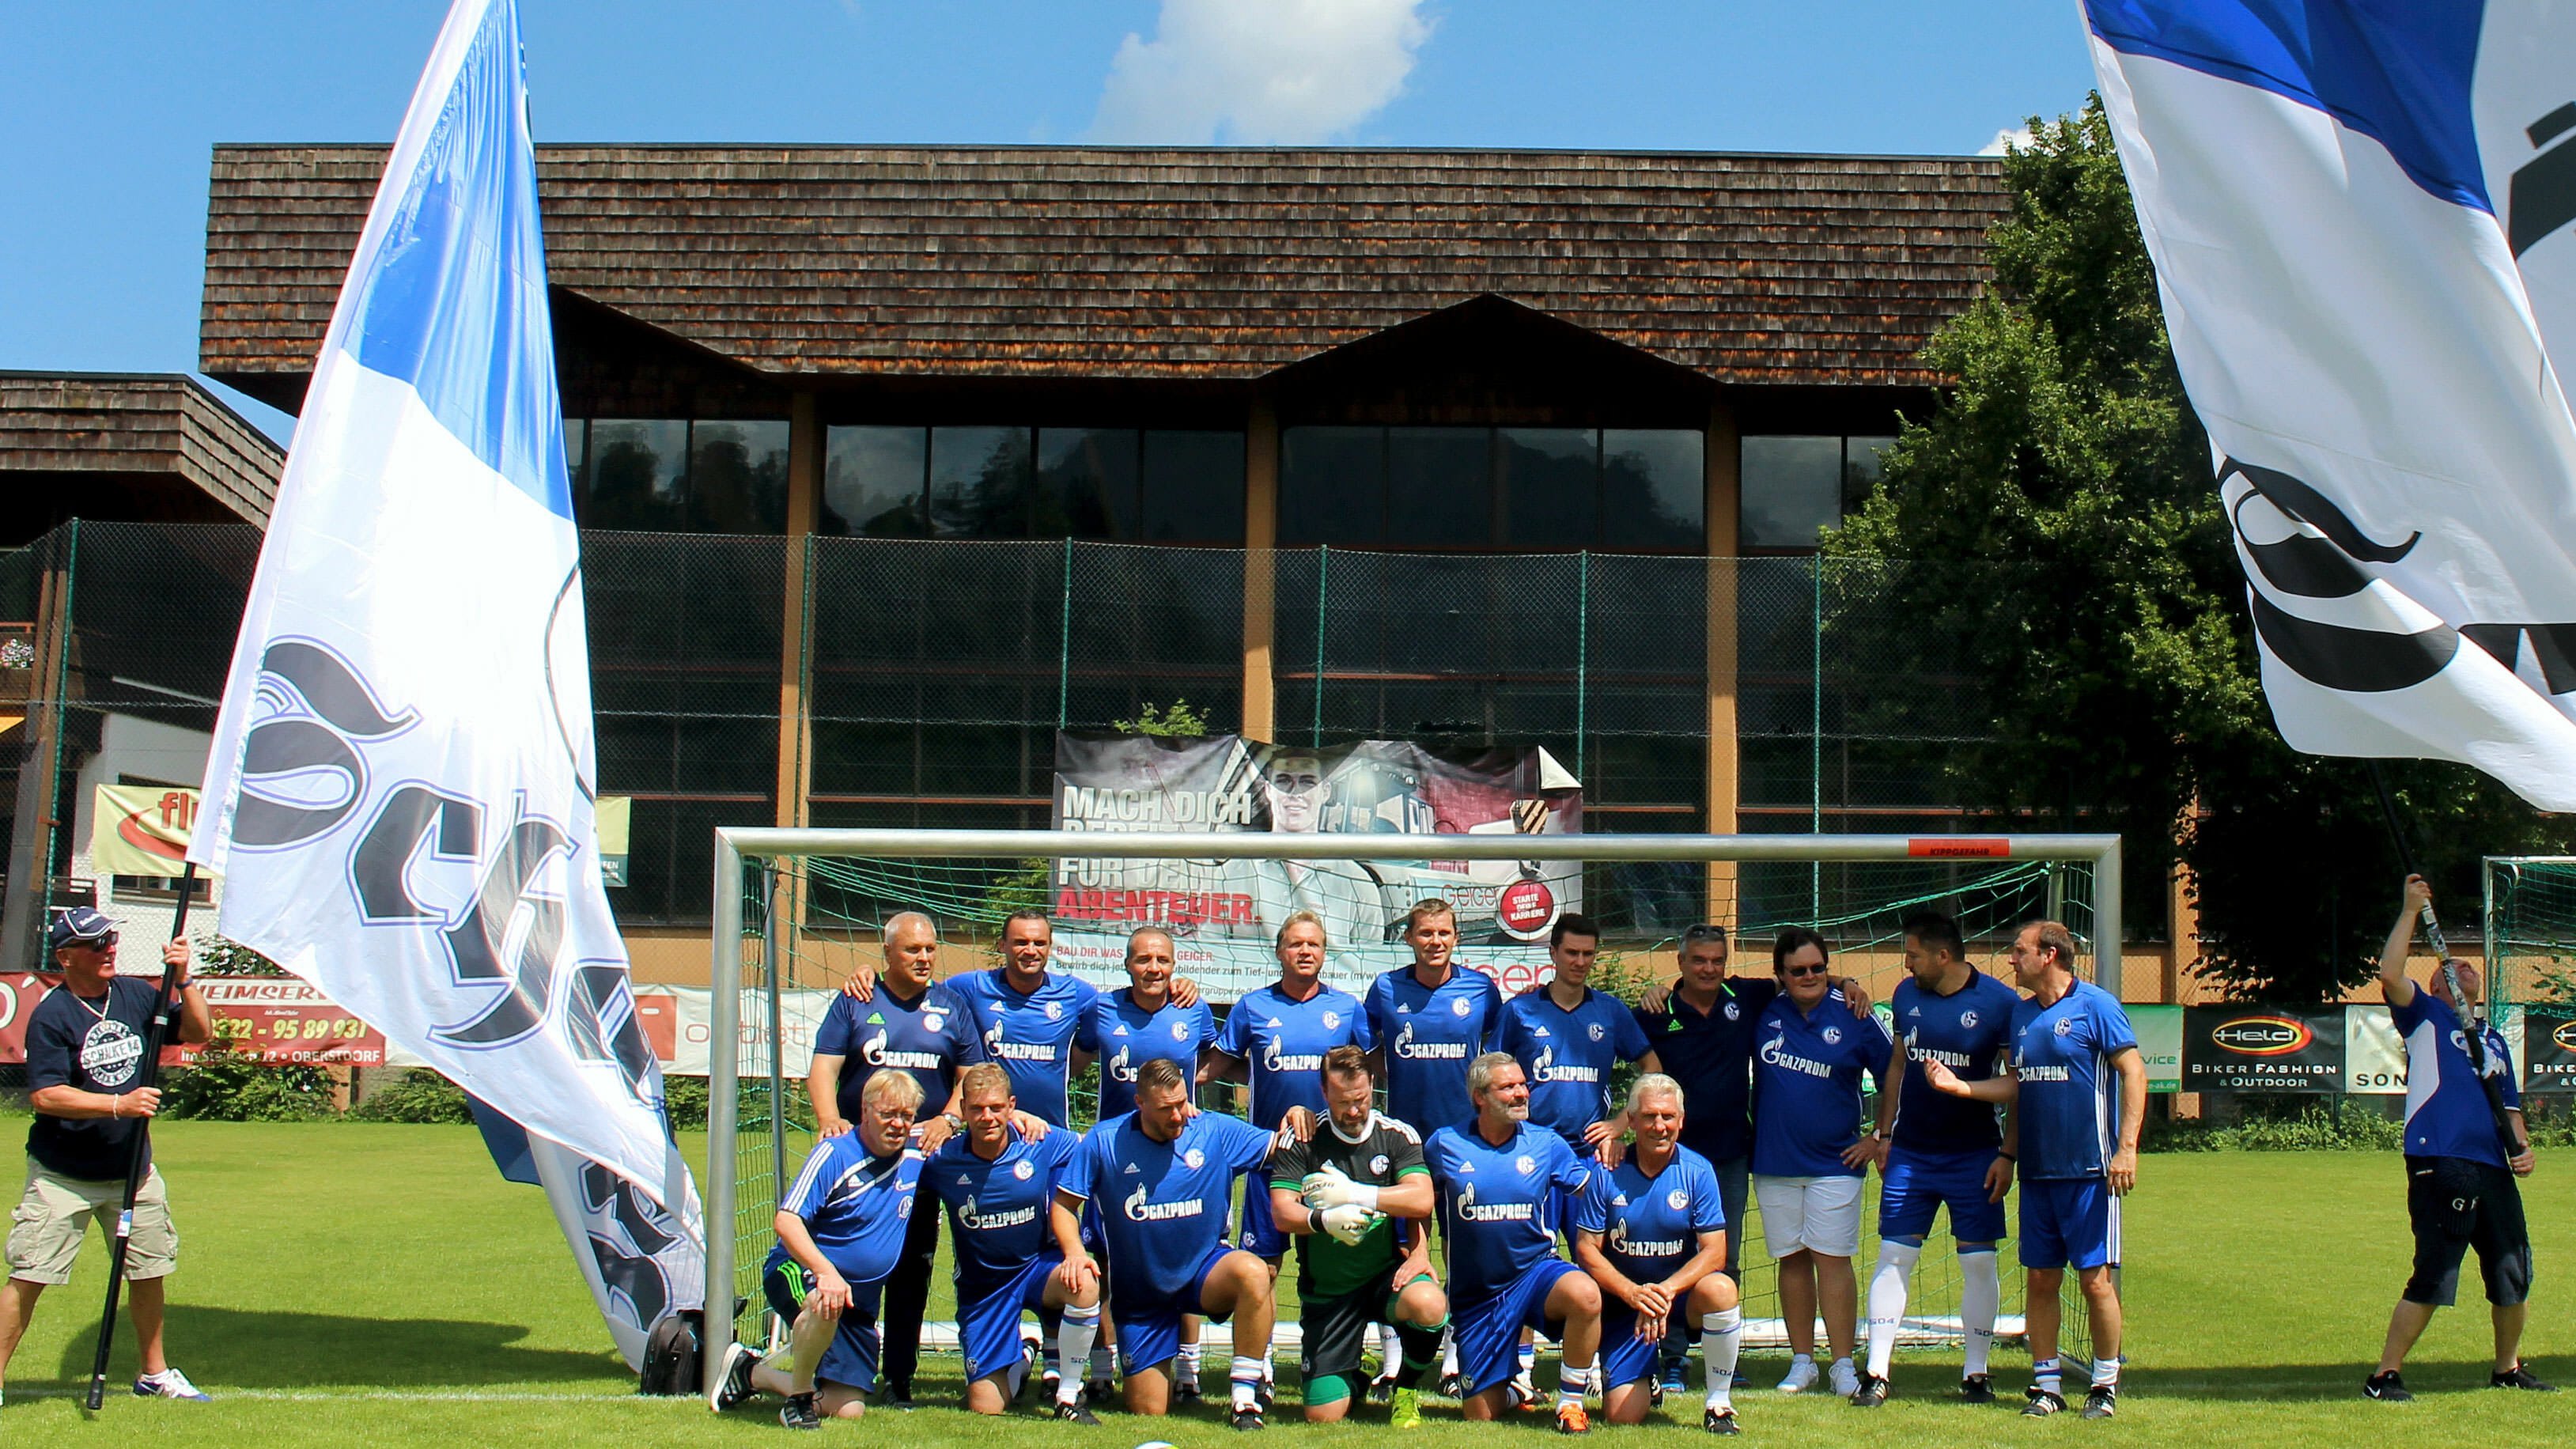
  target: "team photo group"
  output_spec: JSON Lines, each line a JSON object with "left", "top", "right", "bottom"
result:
{"left": 701, "top": 895, "right": 2164, "bottom": 1433}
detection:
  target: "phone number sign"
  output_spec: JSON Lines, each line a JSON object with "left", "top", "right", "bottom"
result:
{"left": 172, "top": 979, "right": 386, "bottom": 1066}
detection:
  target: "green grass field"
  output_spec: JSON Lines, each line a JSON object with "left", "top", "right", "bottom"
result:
{"left": 1, "top": 1122, "right": 2569, "bottom": 1446}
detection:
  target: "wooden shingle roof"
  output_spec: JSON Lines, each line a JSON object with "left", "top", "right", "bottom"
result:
{"left": 0, "top": 372, "right": 282, "bottom": 525}
{"left": 202, "top": 146, "right": 2008, "bottom": 396}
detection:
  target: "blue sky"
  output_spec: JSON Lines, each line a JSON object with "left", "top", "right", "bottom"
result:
{"left": 0, "top": 1, "right": 2097, "bottom": 438}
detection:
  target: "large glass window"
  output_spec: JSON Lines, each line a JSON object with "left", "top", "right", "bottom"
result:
{"left": 1282, "top": 426, "right": 1705, "bottom": 551}
{"left": 1740, "top": 434, "right": 1897, "bottom": 550}
{"left": 569, "top": 417, "right": 787, "bottom": 532}
{"left": 824, "top": 426, "right": 1248, "bottom": 543}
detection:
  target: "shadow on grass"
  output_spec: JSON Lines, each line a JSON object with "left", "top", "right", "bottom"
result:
{"left": 52, "top": 1304, "right": 623, "bottom": 1389}
{"left": 2116, "top": 1353, "right": 2574, "bottom": 1402}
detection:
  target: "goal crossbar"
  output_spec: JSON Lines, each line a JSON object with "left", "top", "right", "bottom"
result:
{"left": 699, "top": 827, "right": 2120, "bottom": 1388}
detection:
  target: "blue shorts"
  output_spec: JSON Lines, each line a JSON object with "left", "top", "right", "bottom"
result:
{"left": 1598, "top": 1306, "right": 1668, "bottom": 1389}
{"left": 1112, "top": 1240, "right": 1239, "bottom": 1374}
{"left": 1451, "top": 1259, "right": 1581, "bottom": 1398}
{"left": 1879, "top": 1145, "right": 2008, "bottom": 1246}
{"left": 2019, "top": 1178, "right": 2120, "bottom": 1271}
{"left": 762, "top": 1256, "right": 887, "bottom": 1391}
{"left": 957, "top": 1252, "right": 1058, "bottom": 1383}
{"left": 1239, "top": 1175, "right": 1287, "bottom": 1258}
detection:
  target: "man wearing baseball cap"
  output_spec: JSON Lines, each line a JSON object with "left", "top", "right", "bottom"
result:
{"left": 0, "top": 907, "right": 211, "bottom": 1406}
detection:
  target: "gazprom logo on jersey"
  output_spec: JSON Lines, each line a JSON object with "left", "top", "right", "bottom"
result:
{"left": 1394, "top": 1021, "right": 1470, "bottom": 1061}
{"left": 1452, "top": 1184, "right": 1534, "bottom": 1223}
{"left": 956, "top": 1194, "right": 1040, "bottom": 1233}
{"left": 1261, "top": 1038, "right": 1323, "bottom": 1074}
{"left": 1606, "top": 1219, "right": 1684, "bottom": 1258}
{"left": 1108, "top": 1044, "right": 1137, "bottom": 1082}
{"left": 2211, "top": 1015, "right": 2313, "bottom": 1057}
{"left": 1530, "top": 1045, "right": 1601, "bottom": 1084}
{"left": 1757, "top": 1036, "right": 1834, "bottom": 1080}
{"left": 860, "top": 1031, "right": 943, "bottom": 1072}
{"left": 1122, "top": 1183, "right": 1204, "bottom": 1223}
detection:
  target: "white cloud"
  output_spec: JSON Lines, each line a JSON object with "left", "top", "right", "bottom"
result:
{"left": 1979, "top": 125, "right": 2037, "bottom": 157}
{"left": 1089, "top": 0, "right": 1434, "bottom": 145}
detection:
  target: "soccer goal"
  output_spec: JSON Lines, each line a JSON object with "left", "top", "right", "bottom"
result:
{"left": 699, "top": 828, "right": 2123, "bottom": 1392}
{"left": 2484, "top": 856, "right": 2576, "bottom": 1008}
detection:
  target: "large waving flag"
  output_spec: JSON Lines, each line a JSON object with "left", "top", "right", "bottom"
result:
{"left": 2086, "top": 2, "right": 2576, "bottom": 808}
{"left": 189, "top": 0, "right": 700, "bottom": 1365}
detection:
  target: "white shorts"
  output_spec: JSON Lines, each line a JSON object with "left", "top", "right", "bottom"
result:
{"left": 1753, "top": 1174, "right": 1863, "bottom": 1258}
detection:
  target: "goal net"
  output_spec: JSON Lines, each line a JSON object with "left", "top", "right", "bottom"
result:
{"left": 2484, "top": 856, "right": 2576, "bottom": 1009}
{"left": 700, "top": 828, "right": 2120, "bottom": 1387}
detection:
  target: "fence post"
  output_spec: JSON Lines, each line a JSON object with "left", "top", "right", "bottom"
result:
{"left": 1810, "top": 554, "right": 1823, "bottom": 916}
{"left": 1575, "top": 550, "right": 1589, "bottom": 780}
{"left": 1313, "top": 544, "right": 1330, "bottom": 747}
{"left": 0, "top": 520, "right": 77, "bottom": 972}
{"left": 1057, "top": 537, "right": 1074, "bottom": 732}
{"left": 763, "top": 865, "right": 787, "bottom": 1209}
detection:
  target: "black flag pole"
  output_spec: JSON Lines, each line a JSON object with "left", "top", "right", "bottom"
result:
{"left": 2364, "top": 764, "right": 2528, "bottom": 1161}
{"left": 82, "top": 861, "right": 198, "bottom": 1412}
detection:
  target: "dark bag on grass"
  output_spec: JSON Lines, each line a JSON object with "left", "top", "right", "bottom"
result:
{"left": 638, "top": 1308, "right": 704, "bottom": 1396}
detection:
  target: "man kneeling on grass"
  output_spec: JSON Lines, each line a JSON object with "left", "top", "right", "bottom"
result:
{"left": 711, "top": 1068, "right": 927, "bottom": 1428}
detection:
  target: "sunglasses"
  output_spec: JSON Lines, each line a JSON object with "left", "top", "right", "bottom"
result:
{"left": 1780, "top": 963, "right": 1829, "bottom": 978}
{"left": 1681, "top": 924, "right": 1729, "bottom": 944}
{"left": 66, "top": 932, "right": 119, "bottom": 950}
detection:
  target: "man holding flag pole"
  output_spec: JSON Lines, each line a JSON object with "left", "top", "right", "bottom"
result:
{"left": 180, "top": 0, "right": 704, "bottom": 1379}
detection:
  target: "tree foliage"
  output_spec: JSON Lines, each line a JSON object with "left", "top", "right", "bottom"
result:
{"left": 1826, "top": 100, "right": 2570, "bottom": 999}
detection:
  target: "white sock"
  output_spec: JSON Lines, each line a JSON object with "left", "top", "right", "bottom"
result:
{"left": 1558, "top": 1360, "right": 1591, "bottom": 1408}
{"left": 1262, "top": 1341, "right": 1276, "bottom": 1384}
{"left": 1960, "top": 1250, "right": 2001, "bottom": 1379}
{"left": 2033, "top": 1357, "right": 2062, "bottom": 1398}
{"left": 1231, "top": 1354, "right": 1265, "bottom": 1410}
{"left": 1379, "top": 1322, "right": 1402, "bottom": 1377}
{"left": 1864, "top": 1239, "right": 1920, "bottom": 1380}
{"left": 1056, "top": 1304, "right": 1100, "bottom": 1405}
{"left": 2091, "top": 1356, "right": 2121, "bottom": 1390}
{"left": 1441, "top": 1326, "right": 1459, "bottom": 1377}
{"left": 1518, "top": 1342, "right": 1538, "bottom": 1381}
{"left": 1701, "top": 1307, "right": 1742, "bottom": 1409}
{"left": 1177, "top": 1337, "right": 1202, "bottom": 1388}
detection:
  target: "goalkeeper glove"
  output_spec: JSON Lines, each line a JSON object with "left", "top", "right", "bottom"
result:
{"left": 1315, "top": 1202, "right": 1379, "bottom": 1246}
{"left": 1300, "top": 1163, "right": 1382, "bottom": 1213}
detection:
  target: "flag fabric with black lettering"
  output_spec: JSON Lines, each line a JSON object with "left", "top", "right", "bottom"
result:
{"left": 2086, "top": 2, "right": 2576, "bottom": 807}
{"left": 182, "top": 0, "right": 699, "bottom": 1365}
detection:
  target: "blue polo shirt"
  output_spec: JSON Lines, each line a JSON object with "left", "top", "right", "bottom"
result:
{"left": 811, "top": 983, "right": 985, "bottom": 1122}
{"left": 1076, "top": 988, "right": 1216, "bottom": 1120}
{"left": 1631, "top": 975, "right": 1780, "bottom": 1163}
{"left": 948, "top": 968, "right": 1102, "bottom": 1126}
{"left": 1366, "top": 963, "right": 1504, "bottom": 1134}
{"left": 1749, "top": 993, "right": 1892, "bottom": 1178}
{"left": 764, "top": 1132, "right": 925, "bottom": 1282}
{"left": 1214, "top": 981, "right": 1371, "bottom": 1129}
{"left": 2389, "top": 989, "right": 2521, "bottom": 1169}
{"left": 1889, "top": 969, "right": 2021, "bottom": 1154}
{"left": 2008, "top": 982, "right": 2138, "bottom": 1181}
{"left": 1495, "top": 986, "right": 1653, "bottom": 1148}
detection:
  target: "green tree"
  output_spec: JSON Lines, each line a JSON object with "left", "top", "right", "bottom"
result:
{"left": 1827, "top": 99, "right": 2570, "bottom": 999}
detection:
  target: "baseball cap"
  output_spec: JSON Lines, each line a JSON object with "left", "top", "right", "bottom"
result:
{"left": 47, "top": 906, "right": 115, "bottom": 953}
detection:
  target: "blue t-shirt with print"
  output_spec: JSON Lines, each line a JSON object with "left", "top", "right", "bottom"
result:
{"left": 2008, "top": 981, "right": 2139, "bottom": 1181}
{"left": 1494, "top": 986, "right": 1653, "bottom": 1148}
{"left": 948, "top": 968, "right": 1102, "bottom": 1126}
{"left": 1749, "top": 993, "right": 1893, "bottom": 1178}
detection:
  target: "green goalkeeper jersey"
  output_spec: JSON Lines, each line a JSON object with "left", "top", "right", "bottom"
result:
{"left": 1268, "top": 1110, "right": 1429, "bottom": 1299}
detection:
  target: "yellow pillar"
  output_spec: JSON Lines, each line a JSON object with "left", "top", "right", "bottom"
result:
{"left": 1704, "top": 401, "right": 1742, "bottom": 922}
{"left": 1241, "top": 395, "right": 1280, "bottom": 740}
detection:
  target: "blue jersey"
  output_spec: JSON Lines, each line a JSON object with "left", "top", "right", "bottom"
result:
{"left": 1367, "top": 963, "right": 1504, "bottom": 1134}
{"left": 1889, "top": 970, "right": 2019, "bottom": 1154}
{"left": 1076, "top": 989, "right": 1216, "bottom": 1120}
{"left": 1495, "top": 986, "right": 1653, "bottom": 1148}
{"left": 767, "top": 1132, "right": 925, "bottom": 1282}
{"left": 927, "top": 1127, "right": 1080, "bottom": 1290}
{"left": 1425, "top": 1120, "right": 1591, "bottom": 1305}
{"left": 1572, "top": 1146, "right": 1727, "bottom": 1284}
{"left": 1749, "top": 994, "right": 1892, "bottom": 1178}
{"left": 1631, "top": 976, "right": 1780, "bottom": 1163}
{"left": 811, "top": 984, "right": 985, "bottom": 1122}
{"left": 948, "top": 968, "right": 1102, "bottom": 1126}
{"left": 1062, "top": 1110, "right": 1276, "bottom": 1301}
{"left": 2389, "top": 989, "right": 2521, "bottom": 1169}
{"left": 1214, "top": 982, "right": 1371, "bottom": 1129}
{"left": 2008, "top": 982, "right": 2139, "bottom": 1181}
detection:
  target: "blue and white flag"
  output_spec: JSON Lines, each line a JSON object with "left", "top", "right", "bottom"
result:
{"left": 188, "top": 0, "right": 701, "bottom": 1366}
{"left": 2086, "top": 2, "right": 2576, "bottom": 809}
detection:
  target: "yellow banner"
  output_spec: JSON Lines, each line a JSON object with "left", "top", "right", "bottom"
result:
{"left": 596, "top": 796, "right": 630, "bottom": 887}
{"left": 91, "top": 784, "right": 204, "bottom": 879}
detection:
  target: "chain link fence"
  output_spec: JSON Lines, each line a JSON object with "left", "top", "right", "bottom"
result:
{"left": 0, "top": 522, "right": 2001, "bottom": 944}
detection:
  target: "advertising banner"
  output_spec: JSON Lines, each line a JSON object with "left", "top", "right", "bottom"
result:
{"left": 2184, "top": 1006, "right": 2344, "bottom": 1092}
{"left": 0, "top": 972, "right": 46, "bottom": 1065}
{"left": 172, "top": 978, "right": 387, "bottom": 1066}
{"left": 633, "top": 986, "right": 836, "bottom": 1079}
{"left": 2528, "top": 1010, "right": 2576, "bottom": 1095}
{"left": 89, "top": 784, "right": 206, "bottom": 880}
{"left": 2343, "top": 1005, "right": 2409, "bottom": 1096}
{"left": 2128, "top": 1004, "right": 2182, "bottom": 1092}
{"left": 1051, "top": 733, "right": 1581, "bottom": 997}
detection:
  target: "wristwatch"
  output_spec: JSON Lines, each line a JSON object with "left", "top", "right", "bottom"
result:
{"left": 942, "top": 1113, "right": 964, "bottom": 1132}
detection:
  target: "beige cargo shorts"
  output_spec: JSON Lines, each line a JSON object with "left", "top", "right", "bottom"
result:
{"left": 7, "top": 1158, "right": 178, "bottom": 1284}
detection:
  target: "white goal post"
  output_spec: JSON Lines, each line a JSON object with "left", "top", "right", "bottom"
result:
{"left": 698, "top": 827, "right": 2121, "bottom": 1389}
